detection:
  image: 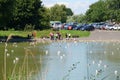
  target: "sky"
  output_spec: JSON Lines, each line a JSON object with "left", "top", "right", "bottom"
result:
{"left": 42, "top": 0, "right": 99, "bottom": 15}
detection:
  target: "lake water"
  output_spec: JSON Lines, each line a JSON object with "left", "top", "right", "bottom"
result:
{"left": 0, "top": 41, "right": 120, "bottom": 80}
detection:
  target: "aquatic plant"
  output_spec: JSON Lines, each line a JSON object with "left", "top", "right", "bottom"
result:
{"left": 3, "top": 34, "right": 13, "bottom": 80}
{"left": 2, "top": 34, "right": 39, "bottom": 80}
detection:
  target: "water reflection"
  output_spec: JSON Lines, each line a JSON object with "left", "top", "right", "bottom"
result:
{"left": 0, "top": 41, "right": 120, "bottom": 80}
{"left": 87, "top": 42, "right": 120, "bottom": 80}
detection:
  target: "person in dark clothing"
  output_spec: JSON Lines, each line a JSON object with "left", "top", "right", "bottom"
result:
{"left": 65, "top": 33, "right": 68, "bottom": 39}
{"left": 57, "top": 32, "right": 61, "bottom": 40}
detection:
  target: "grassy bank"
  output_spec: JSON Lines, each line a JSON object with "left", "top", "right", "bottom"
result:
{"left": 0, "top": 30, "right": 90, "bottom": 38}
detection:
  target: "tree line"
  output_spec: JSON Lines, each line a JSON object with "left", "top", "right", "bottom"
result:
{"left": 0, "top": 0, "right": 120, "bottom": 30}
{"left": 85, "top": 0, "right": 120, "bottom": 23}
{"left": 67, "top": 0, "right": 120, "bottom": 23}
{"left": 0, "top": 0, "right": 73, "bottom": 30}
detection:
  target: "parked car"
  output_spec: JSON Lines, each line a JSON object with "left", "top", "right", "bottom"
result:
{"left": 73, "top": 24, "right": 82, "bottom": 30}
{"left": 93, "top": 22, "right": 106, "bottom": 30}
{"left": 105, "top": 24, "right": 120, "bottom": 30}
{"left": 64, "top": 24, "right": 77, "bottom": 30}
{"left": 114, "top": 24, "right": 120, "bottom": 30}
{"left": 80, "top": 24, "right": 95, "bottom": 31}
{"left": 52, "top": 22, "right": 62, "bottom": 29}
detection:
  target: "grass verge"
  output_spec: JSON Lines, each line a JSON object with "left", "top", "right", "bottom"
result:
{"left": 0, "top": 29, "right": 90, "bottom": 38}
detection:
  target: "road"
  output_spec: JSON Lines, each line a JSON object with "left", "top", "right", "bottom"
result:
{"left": 79, "top": 30, "right": 120, "bottom": 41}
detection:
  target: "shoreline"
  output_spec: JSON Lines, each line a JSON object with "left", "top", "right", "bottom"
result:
{"left": 1, "top": 37, "right": 120, "bottom": 43}
{"left": 1, "top": 30, "right": 120, "bottom": 42}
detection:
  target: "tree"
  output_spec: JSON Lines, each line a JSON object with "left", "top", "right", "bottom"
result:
{"left": 106, "top": 0, "right": 120, "bottom": 22}
{"left": 66, "top": 8, "right": 73, "bottom": 16}
{"left": 0, "top": 0, "right": 15, "bottom": 30}
{"left": 85, "top": 0, "right": 107, "bottom": 22}
{"left": 0, "top": 0, "right": 50, "bottom": 30}
{"left": 85, "top": 0, "right": 120, "bottom": 22}
{"left": 67, "top": 14, "right": 86, "bottom": 23}
{"left": 39, "top": 7, "right": 50, "bottom": 29}
{"left": 49, "top": 4, "right": 73, "bottom": 23}
{"left": 10, "top": 0, "right": 45, "bottom": 30}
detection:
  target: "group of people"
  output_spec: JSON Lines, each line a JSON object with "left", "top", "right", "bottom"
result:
{"left": 27, "top": 31, "right": 37, "bottom": 39}
{"left": 49, "top": 32, "right": 72, "bottom": 40}
{"left": 65, "top": 33, "right": 71, "bottom": 39}
{"left": 49, "top": 32, "right": 61, "bottom": 40}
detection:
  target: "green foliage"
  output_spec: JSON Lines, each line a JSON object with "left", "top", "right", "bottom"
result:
{"left": 85, "top": 0, "right": 107, "bottom": 22}
{"left": 24, "top": 24, "right": 35, "bottom": 31}
{"left": 0, "top": 0, "right": 15, "bottom": 29}
{"left": 49, "top": 4, "right": 73, "bottom": 23}
{"left": 0, "top": 30, "right": 90, "bottom": 38}
{"left": 0, "top": 0, "right": 74, "bottom": 30}
{"left": 67, "top": 14, "right": 86, "bottom": 23}
{"left": 0, "top": 0, "right": 50, "bottom": 30}
{"left": 65, "top": 8, "right": 73, "bottom": 16}
{"left": 85, "top": 0, "right": 120, "bottom": 22}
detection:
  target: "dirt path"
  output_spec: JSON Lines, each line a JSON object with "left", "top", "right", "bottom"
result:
{"left": 79, "top": 30, "right": 120, "bottom": 41}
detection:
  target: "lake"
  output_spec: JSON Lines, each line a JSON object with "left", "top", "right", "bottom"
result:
{"left": 0, "top": 41, "right": 120, "bottom": 80}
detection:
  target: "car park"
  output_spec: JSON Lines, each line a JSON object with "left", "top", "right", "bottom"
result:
{"left": 64, "top": 24, "right": 77, "bottom": 30}
{"left": 50, "top": 21, "right": 62, "bottom": 30}
{"left": 105, "top": 24, "right": 120, "bottom": 30}
{"left": 93, "top": 22, "right": 107, "bottom": 30}
{"left": 73, "top": 24, "right": 83, "bottom": 30}
{"left": 80, "top": 24, "right": 95, "bottom": 31}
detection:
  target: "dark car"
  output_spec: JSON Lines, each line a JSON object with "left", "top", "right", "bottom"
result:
{"left": 93, "top": 22, "right": 106, "bottom": 30}
{"left": 80, "top": 24, "right": 95, "bottom": 31}
{"left": 64, "top": 24, "right": 77, "bottom": 30}
{"left": 73, "top": 24, "right": 83, "bottom": 30}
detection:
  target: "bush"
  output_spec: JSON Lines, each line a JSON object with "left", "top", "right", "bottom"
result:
{"left": 24, "top": 24, "right": 35, "bottom": 31}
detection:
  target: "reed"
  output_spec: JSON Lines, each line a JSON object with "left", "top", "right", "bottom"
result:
{"left": 3, "top": 34, "right": 13, "bottom": 80}
{"left": 3, "top": 34, "right": 39, "bottom": 80}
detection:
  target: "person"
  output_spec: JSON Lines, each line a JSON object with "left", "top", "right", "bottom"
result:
{"left": 54, "top": 33, "right": 58, "bottom": 40}
{"left": 50, "top": 32, "right": 54, "bottom": 40}
{"left": 50, "top": 32, "right": 52, "bottom": 40}
{"left": 58, "top": 32, "right": 61, "bottom": 40}
{"left": 32, "top": 31, "right": 37, "bottom": 38}
{"left": 56, "top": 32, "right": 61, "bottom": 40}
{"left": 27, "top": 34, "right": 31, "bottom": 39}
{"left": 65, "top": 33, "right": 68, "bottom": 39}
{"left": 68, "top": 33, "right": 71, "bottom": 38}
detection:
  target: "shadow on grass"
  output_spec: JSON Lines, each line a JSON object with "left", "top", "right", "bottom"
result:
{"left": 0, "top": 36, "right": 35, "bottom": 42}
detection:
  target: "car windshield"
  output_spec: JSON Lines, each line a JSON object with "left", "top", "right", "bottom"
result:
{"left": 55, "top": 23, "right": 61, "bottom": 25}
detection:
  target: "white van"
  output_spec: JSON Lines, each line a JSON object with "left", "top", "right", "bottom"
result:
{"left": 50, "top": 21, "right": 62, "bottom": 29}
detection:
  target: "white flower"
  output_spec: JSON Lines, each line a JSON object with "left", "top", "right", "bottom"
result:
{"left": 60, "top": 56, "right": 63, "bottom": 60}
{"left": 57, "top": 51, "right": 61, "bottom": 55}
{"left": 104, "top": 65, "right": 107, "bottom": 68}
{"left": 46, "top": 50, "right": 48, "bottom": 55}
{"left": 96, "top": 70, "right": 98, "bottom": 75}
{"left": 92, "top": 61, "right": 95, "bottom": 64}
{"left": 11, "top": 50, "right": 14, "bottom": 53}
{"left": 7, "top": 53, "right": 10, "bottom": 57}
{"left": 98, "top": 63, "right": 101, "bottom": 67}
{"left": 63, "top": 54, "right": 65, "bottom": 57}
{"left": 5, "top": 49, "right": 8, "bottom": 52}
{"left": 13, "top": 60, "right": 16, "bottom": 64}
{"left": 15, "top": 57, "right": 19, "bottom": 61}
{"left": 5, "top": 43, "right": 7, "bottom": 47}
{"left": 114, "top": 70, "right": 118, "bottom": 75}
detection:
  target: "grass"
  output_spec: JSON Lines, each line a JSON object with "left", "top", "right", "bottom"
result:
{"left": 60, "top": 30, "right": 90, "bottom": 38}
{"left": 0, "top": 31, "right": 29, "bottom": 37}
{"left": 0, "top": 29, "right": 90, "bottom": 38}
